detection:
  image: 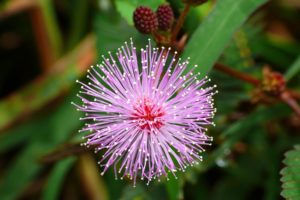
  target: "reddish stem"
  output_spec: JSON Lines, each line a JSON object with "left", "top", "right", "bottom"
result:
{"left": 39, "top": 143, "right": 89, "bottom": 164}
{"left": 214, "top": 63, "right": 260, "bottom": 86}
{"left": 171, "top": 4, "right": 190, "bottom": 42}
{"left": 30, "top": 7, "right": 56, "bottom": 71}
{"left": 280, "top": 91, "right": 300, "bottom": 117}
{"left": 214, "top": 63, "right": 300, "bottom": 117}
{"left": 0, "top": 0, "right": 37, "bottom": 19}
{"left": 288, "top": 89, "right": 300, "bottom": 101}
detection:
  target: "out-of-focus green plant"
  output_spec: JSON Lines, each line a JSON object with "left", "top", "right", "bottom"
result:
{"left": 280, "top": 145, "right": 300, "bottom": 200}
{"left": 0, "top": 0, "right": 300, "bottom": 199}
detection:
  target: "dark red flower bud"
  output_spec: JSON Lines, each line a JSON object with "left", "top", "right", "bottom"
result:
{"left": 156, "top": 4, "right": 174, "bottom": 31}
{"left": 133, "top": 6, "right": 158, "bottom": 34}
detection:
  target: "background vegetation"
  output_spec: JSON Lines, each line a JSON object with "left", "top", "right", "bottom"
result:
{"left": 0, "top": 0, "right": 300, "bottom": 199}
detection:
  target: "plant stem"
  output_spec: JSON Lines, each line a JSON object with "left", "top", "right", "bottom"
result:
{"left": 280, "top": 91, "right": 300, "bottom": 117}
{"left": 214, "top": 63, "right": 260, "bottom": 86}
{"left": 39, "top": 143, "right": 88, "bottom": 164}
{"left": 288, "top": 89, "right": 300, "bottom": 100}
{"left": 0, "top": 0, "right": 36, "bottom": 19}
{"left": 214, "top": 63, "right": 300, "bottom": 117}
{"left": 30, "top": 6, "right": 56, "bottom": 70}
{"left": 171, "top": 4, "right": 190, "bottom": 42}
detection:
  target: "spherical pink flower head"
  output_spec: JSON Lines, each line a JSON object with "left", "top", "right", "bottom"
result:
{"left": 73, "top": 39, "right": 217, "bottom": 185}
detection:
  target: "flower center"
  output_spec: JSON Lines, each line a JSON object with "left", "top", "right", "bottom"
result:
{"left": 130, "top": 97, "right": 165, "bottom": 131}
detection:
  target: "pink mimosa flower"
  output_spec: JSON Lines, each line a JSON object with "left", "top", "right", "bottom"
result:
{"left": 73, "top": 39, "right": 217, "bottom": 185}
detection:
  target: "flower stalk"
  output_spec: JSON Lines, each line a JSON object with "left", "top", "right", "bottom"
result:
{"left": 171, "top": 4, "right": 191, "bottom": 42}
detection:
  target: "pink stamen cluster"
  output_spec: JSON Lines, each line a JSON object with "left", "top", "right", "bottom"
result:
{"left": 73, "top": 39, "right": 217, "bottom": 186}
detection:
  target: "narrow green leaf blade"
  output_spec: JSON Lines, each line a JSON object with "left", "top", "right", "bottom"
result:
{"left": 285, "top": 54, "right": 300, "bottom": 81}
{"left": 182, "top": 0, "right": 268, "bottom": 77}
{"left": 42, "top": 157, "right": 76, "bottom": 200}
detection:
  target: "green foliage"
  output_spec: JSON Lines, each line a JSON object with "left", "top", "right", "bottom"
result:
{"left": 203, "top": 104, "right": 291, "bottom": 170}
{"left": 169, "top": 0, "right": 209, "bottom": 34}
{"left": 1, "top": 0, "right": 300, "bottom": 199}
{"left": 280, "top": 145, "right": 300, "bottom": 200}
{"left": 0, "top": 90, "right": 82, "bottom": 199}
{"left": 94, "top": 10, "right": 149, "bottom": 57}
{"left": 166, "top": 176, "right": 183, "bottom": 200}
{"left": 42, "top": 157, "right": 76, "bottom": 200}
{"left": 285, "top": 55, "right": 300, "bottom": 81}
{"left": 0, "top": 36, "right": 92, "bottom": 131}
{"left": 120, "top": 184, "right": 147, "bottom": 200}
{"left": 66, "top": 0, "right": 89, "bottom": 50}
{"left": 38, "top": 0, "right": 63, "bottom": 57}
{"left": 182, "top": 0, "right": 268, "bottom": 77}
{"left": 250, "top": 36, "right": 300, "bottom": 70}
{"left": 0, "top": 0, "right": 9, "bottom": 9}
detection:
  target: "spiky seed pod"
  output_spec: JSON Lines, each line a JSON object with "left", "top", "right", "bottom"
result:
{"left": 156, "top": 4, "right": 174, "bottom": 31}
{"left": 262, "top": 67, "right": 286, "bottom": 96}
{"left": 133, "top": 6, "right": 158, "bottom": 34}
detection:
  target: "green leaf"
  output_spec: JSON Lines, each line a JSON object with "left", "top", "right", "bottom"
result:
{"left": 120, "top": 184, "right": 146, "bottom": 200}
{"left": 66, "top": 0, "right": 89, "bottom": 50}
{"left": 166, "top": 176, "right": 183, "bottom": 200}
{"left": 169, "top": 0, "right": 210, "bottom": 34}
{"left": 0, "top": 122, "right": 32, "bottom": 153}
{"left": 0, "top": 144, "right": 42, "bottom": 200}
{"left": 38, "top": 0, "right": 63, "bottom": 57}
{"left": 250, "top": 35, "right": 300, "bottom": 70}
{"left": 0, "top": 36, "right": 94, "bottom": 132}
{"left": 42, "top": 157, "right": 76, "bottom": 200}
{"left": 0, "top": 90, "right": 83, "bottom": 199}
{"left": 285, "top": 55, "right": 300, "bottom": 81}
{"left": 202, "top": 104, "right": 291, "bottom": 171}
{"left": 94, "top": 10, "right": 149, "bottom": 57}
{"left": 280, "top": 145, "right": 300, "bottom": 200}
{"left": 182, "top": 0, "right": 268, "bottom": 77}
{"left": 115, "top": 0, "right": 165, "bottom": 25}
{"left": 221, "top": 104, "right": 290, "bottom": 138}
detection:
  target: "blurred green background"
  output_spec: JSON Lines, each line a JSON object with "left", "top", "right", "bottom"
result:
{"left": 0, "top": 0, "right": 300, "bottom": 199}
